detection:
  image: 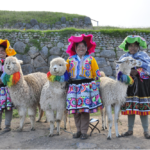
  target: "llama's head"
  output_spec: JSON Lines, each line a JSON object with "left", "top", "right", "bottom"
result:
{"left": 50, "top": 57, "right": 67, "bottom": 76}
{"left": 4, "top": 56, "right": 23, "bottom": 75}
{"left": 116, "top": 57, "right": 141, "bottom": 75}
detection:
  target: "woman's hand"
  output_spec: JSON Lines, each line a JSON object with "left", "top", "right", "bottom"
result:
{"left": 130, "top": 69, "right": 138, "bottom": 77}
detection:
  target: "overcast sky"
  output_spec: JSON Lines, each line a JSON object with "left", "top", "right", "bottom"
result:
{"left": 1, "top": 0, "right": 150, "bottom": 28}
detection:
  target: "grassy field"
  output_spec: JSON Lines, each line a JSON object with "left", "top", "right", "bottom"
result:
{"left": 0, "top": 10, "right": 86, "bottom": 26}
{"left": 1, "top": 28, "right": 150, "bottom": 38}
{"left": 93, "top": 26, "right": 150, "bottom": 30}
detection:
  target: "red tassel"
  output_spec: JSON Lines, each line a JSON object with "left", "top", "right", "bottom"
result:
{"left": 12, "top": 72, "right": 20, "bottom": 85}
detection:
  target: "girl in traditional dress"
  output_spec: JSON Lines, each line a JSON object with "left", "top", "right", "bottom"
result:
{"left": 0, "top": 39, "right": 16, "bottom": 134}
{"left": 117, "top": 35, "right": 150, "bottom": 139}
{"left": 66, "top": 34, "right": 103, "bottom": 140}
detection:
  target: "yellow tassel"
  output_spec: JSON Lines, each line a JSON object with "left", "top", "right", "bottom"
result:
{"left": 7, "top": 75, "right": 13, "bottom": 87}
{"left": 50, "top": 75, "right": 55, "bottom": 82}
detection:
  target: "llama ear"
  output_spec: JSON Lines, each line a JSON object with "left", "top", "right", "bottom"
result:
{"left": 116, "top": 60, "right": 125, "bottom": 64}
{"left": 18, "top": 60, "right": 23, "bottom": 64}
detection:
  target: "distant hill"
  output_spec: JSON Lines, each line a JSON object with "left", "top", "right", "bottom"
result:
{"left": 0, "top": 10, "right": 86, "bottom": 27}
{"left": 0, "top": 11, "right": 92, "bottom": 30}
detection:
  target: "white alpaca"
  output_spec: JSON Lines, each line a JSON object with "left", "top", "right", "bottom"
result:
{"left": 100, "top": 57, "right": 141, "bottom": 139}
{"left": 3, "top": 56, "right": 47, "bottom": 131}
{"left": 40, "top": 57, "right": 68, "bottom": 136}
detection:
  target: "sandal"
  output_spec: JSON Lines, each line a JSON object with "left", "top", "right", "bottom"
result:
{"left": 121, "top": 131, "right": 133, "bottom": 137}
{"left": 80, "top": 133, "right": 88, "bottom": 140}
{"left": 144, "top": 132, "right": 150, "bottom": 139}
{"left": 73, "top": 131, "right": 81, "bottom": 138}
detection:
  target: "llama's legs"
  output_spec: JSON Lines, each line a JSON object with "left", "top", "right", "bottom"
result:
{"left": 63, "top": 110, "right": 67, "bottom": 130}
{"left": 18, "top": 106, "right": 27, "bottom": 131}
{"left": 114, "top": 104, "right": 121, "bottom": 137}
{"left": 106, "top": 105, "right": 112, "bottom": 140}
{"left": 100, "top": 109, "right": 105, "bottom": 130}
{"left": 46, "top": 110, "right": 54, "bottom": 137}
{"left": 36, "top": 103, "right": 44, "bottom": 122}
{"left": 28, "top": 106, "right": 36, "bottom": 131}
{"left": 104, "top": 108, "right": 107, "bottom": 129}
{"left": 56, "top": 110, "right": 63, "bottom": 135}
{"left": 101, "top": 107, "right": 107, "bottom": 130}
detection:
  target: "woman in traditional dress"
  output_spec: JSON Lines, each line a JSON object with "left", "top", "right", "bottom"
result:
{"left": 117, "top": 35, "right": 150, "bottom": 139}
{"left": 66, "top": 34, "right": 103, "bottom": 140}
{"left": 0, "top": 39, "right": 16, "bottom": 134}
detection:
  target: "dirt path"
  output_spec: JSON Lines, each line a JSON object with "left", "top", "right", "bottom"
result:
{"left": 0, "top": 115, "right": 150, "bottom": 149}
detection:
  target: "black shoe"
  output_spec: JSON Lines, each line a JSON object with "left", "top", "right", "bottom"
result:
{"left": 0, "top": 127, "right": 11, "bottom": 135}
{"left": 121, "top": 131, "right": 133, "bottom": 137}
{"left": 73, "top": 131, "right": 81, "bottom": 138}
{"left": 144, "top": 132, "right": 150, "bottom": 139}
{"left": 80, "top": 133, "right": 88, "bottom": 140}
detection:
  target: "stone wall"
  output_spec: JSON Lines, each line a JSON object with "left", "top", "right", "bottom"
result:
{"left": 1, "top": 31, "right": 150, "bottom": 78}
{"left": 2, "top": 17, "right": 92, "bottom": 30}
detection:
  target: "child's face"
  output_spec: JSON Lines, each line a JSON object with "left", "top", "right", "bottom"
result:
{"left": 0, "top": 47, "right": 7, "bottom": 59}
{"left": 128, "top": 43, "right": 139, "bottom": 54}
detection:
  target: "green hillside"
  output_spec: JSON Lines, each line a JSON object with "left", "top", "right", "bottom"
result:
{"left": 0, "top": 10, "right": 86, "bottom": 26}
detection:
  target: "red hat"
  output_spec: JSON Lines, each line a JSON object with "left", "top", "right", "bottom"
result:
{"left": 66, "top": 34, "right": 96, "bottom": 56}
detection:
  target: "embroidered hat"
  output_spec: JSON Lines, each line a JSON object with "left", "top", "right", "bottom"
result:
{"left": 0, "top": 39, "right": 17, "bottom": 56}
{"left": 119, "top": 35, "right": 147, "bottom": 52}
{"left": 66, "top": 34, "right": 96, "bottom": 56}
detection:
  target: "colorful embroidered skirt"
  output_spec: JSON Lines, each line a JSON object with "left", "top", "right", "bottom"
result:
{"left": 66, "top": 80, "right": 103, "bottom": 114}
{"left": 121, "top": 77, "right": 150, "bottom": 116}
{"left": 0, "top": 87, "right": 12, "bottom": 113}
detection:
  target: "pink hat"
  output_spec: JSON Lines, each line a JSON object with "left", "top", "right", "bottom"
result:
{"left": 66, "top": 34, "right": 96, "bottom": 56}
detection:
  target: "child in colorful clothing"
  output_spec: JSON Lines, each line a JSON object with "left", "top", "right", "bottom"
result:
{"left": 0, "top": 39, "right": 16, "bottom": 134}
{"left": 66, "top": 34, "right": 103, "bottom": 140}
{"left": 117, "top": 35, "right": 150, "bottom": 139}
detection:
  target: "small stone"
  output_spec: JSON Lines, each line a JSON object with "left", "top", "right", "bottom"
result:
{"left": 35, "top": 66, "right": 49, "bottom": 73}
{"left": 31, "top": 25, "right": 40, "bottom": 30}
{"left": 47, "top": 43, "right": 53, "bottom": 48}
{"left": 73, "top": 18, "right": 78, "bottom": 22}
{"left": 61, "top": 17, "right": 66, "bottom": 23}
{"left": 61, "top": 24, "right": 66, "bottom": 28}
{"left": 30, "top": 19, "right": 38, "bottom": 26}
{"left": 40, "top": 46, "right": 48, "bottom": 59}
{"left": 25, "top": 39, "right": 29, "bottom": 44}
{"left": 33, "top": 55, "right": 47, "bottom": 68}
{"left": 26, "top": 23, "right": 32, "bottom": 29}
{"left": 84, "top": 17, "right": 92, "bottom": 25}
{"left": 15, "top": 54, "right": 31, "bottom": 64}
{"left": 100, "top": 66, "right": 113, "bottom": 76}
{"left": 95, "top": 57, "right": 107, "bottom": 68}
{"left": 49, "top": 47, "right": 61, "bottom": 55}
{"left": 100, "top": 50, "right": 116, "bottom": 58}
{"left": 13, "top": 41, "right": 26, "bottom": 54}
{"left": 22, "top": 64, "right": 33, "bottom": 75}
{"left": 57, "top": 42, "right": 64, "bottom": 48}
{"left": 28, "top": 46, "right": 39, "bottom": 58}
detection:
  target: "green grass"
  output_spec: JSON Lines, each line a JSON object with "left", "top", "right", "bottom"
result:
{"left": 93, "top": 26, "right": 150, "bottom": 30}
{"left": 0, "top": 10, "right": 86, "bottom": 26}
{"left": 1, "top": 28, "right": 150, "bottom": 38}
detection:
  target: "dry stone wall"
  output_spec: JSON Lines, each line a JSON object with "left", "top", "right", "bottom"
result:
{"left": 1, "top": 31, "right": 150, "bottom": 79}
{"left": 2, "top": 17, "right": 92, "bottom": 30}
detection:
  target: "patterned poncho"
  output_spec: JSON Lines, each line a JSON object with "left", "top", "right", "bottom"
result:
{"left": 116, "top": 51, "right": 150, "bottom": 78}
